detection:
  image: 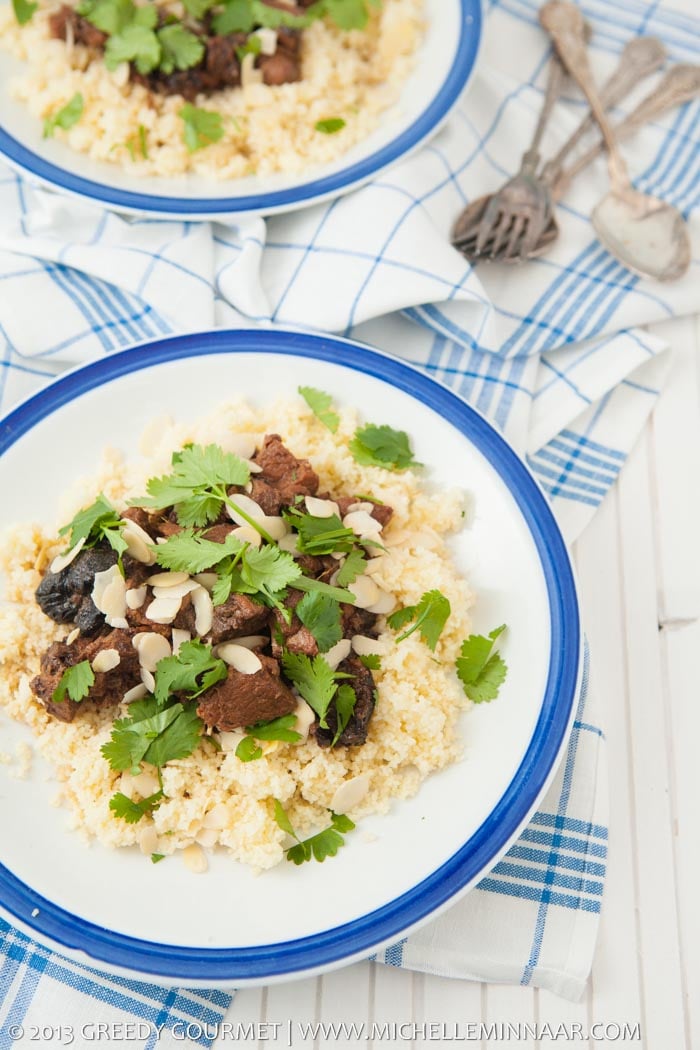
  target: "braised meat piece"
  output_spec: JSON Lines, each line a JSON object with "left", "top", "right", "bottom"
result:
{"left": 334, "top": 495, "right": 393, "bottom": 529}
{"left": 197, "top": 654, "right": 296, "bottom": 730}
{"left": 259, "top": 50, "right": 301, "bottom": 85}
{"left": 202, "top": 523, "right": 235, "bottom": 544}
{"left": 314, "top": 656, "right": 376, "bottom": 748}
{"left": 269, "top": 589, "right": 318, "bottom": 658}
{"left": 35, "top": 545, "right": 118, "bottom": 636}
{"left": 341, "top": 604, "right": 378, "bottom": 639}
{"left": 249, "top": 434, "right": 319, "bottom": 514}
{"left": 204, "top": 34, "right": 242, "bottom": 87}
{"left": 31, "top": 628, "right": 142, "bottom": 722}
{"left": 49, "top": 4, "right": 108, "bottom": 49}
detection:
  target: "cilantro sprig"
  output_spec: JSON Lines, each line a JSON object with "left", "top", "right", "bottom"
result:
{"left": 235, "top": 714, "right": 302, "bottom": 762}
{"left": 298, "top": 386, "right": 339, "bottom": 432}
{"left": 349, "top": 424, "right": 420, "bottom": 471}
{"left": 135, "top": 444, "right": 250, "bottom": 528}
{"left": 101, "top": 696, "right": 204, "bottom": 777}
{"left": 456, "top": 625, "right": 508, "bottom": 703}
{"left": 58, "top": 493, "right": 128, "bottom": 561}
{"left": 153, "top": 640, "right": 227, "bottom": 706}
{"left": 315, "top": 118, "right": 346, "bottom": 134}
{"left": 273, "top": 800, "right": 355, "bottom": 864}
{"left": 180, "top": 105, "right": 225, "bottom": 152}
{"left": 12, "top": 0, "right": 37, "bottom": 24}
{"left": 283, "top": 508, "right": 357, "bottom": 556}
{"left": 295, "top": 591, "right": 342, "bottom": 653}
{"left": 43, "top": 93, "right": 83, "bottom": 138}
{"left": 387, "top": 590, "right": 451, "bottom": 652}
{"left": 109, "top": 790, "right": 163, "bottom": 824}
{"left": 281, "top": 652, "right": 352, "bottom": 731}
{"left": 52, "top": 661, "right": 94, "bottom": 706}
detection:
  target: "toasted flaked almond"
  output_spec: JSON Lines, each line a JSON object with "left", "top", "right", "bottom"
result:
{"left": 126, "top": 585, "right": 147, "bottom": 610}
{"left": 347, "top": 501, "right": 373, "bottom": 514}
{"left": 146, "top": 571, "right": 189, "bottom": 588}
{"left": 92, "top": 564, "right": 121, "bottom": 610}
{"left": 348, "top": 575, "right": 380, "bottom": 610}
{"left": 91, "top": 648, "right": 120, "bottom": 674}
{"left": 195, "top": 827, "right": 219, "bottom": 849}
{"left": 223, "top": 433, "right": 258, "bottom": 459}
{"left": 50, "top": 536, "right": 86, "bottom": 574}
{"left": 202, "top": 802, "right": 230, "bottom": 829}
{"left": 231, "top": 525, "right": 262, "bottom": 548}
{"left": 171, "top": 628, "right": 191, "bottom": 655}
{"left": 140, "top": 667, "right": 156, "bottom": 693}
{"left": 122, "top": 522, "right": 157, "bottom": 565}
{"left": 247, "top": 461, "right": 263, "bottom": 474}
{"left": 145, "top": 595, "right": 181, "bottom": 625}
{"left": 128, "top": 770, "right": 160, "bottom": 797}
{"left": 277, "top": 532, "right": 300, "bottom": 555}
{"left": 153, "top": 579, "right": 199, "bottom": 601}
{"left": 305, "top": 496, "right": 339, "bottom": 518}
{"left": 99, "top": 575, "right": 128, "bottom": 628}
{"left": 218, "top": 730, "right": 245, "bottom": 753}
{"left": 227, "top": 634, "right": 267, "bottom": 650}
{"left": 263, "top": 515, "right": 287, "bottom": 540}
{"left": 324, "top": 638, "right": 351, "bottom": 670}
{"left": 226, "top": 494, "right": 266, "bottom": 524}
{"left": 217, "top": 643, "right": 262, "bottom": 674}
{"left": 330, "top": 773, "right": 370, "bottom": 814}
{"left": 65, "top": 627, "right": 80, "bottom": 645}
{"left": 351, "top": 635, "right": 385, "bottom": 657}
{"left": 193, "top": 572, "right": 218, "bottom": 592}
{"left": 241, "top": 50, "right": 263, "bottom": 87}
{"left": 123, "top": 683, "right": 147, "bottom": 704}
{"left": 182, "top": 843, "right": 208, "bottom": 874}
{"left": 344, "top": 510, "right": 383, "bottom": 536}
{"left": 255, "top": 26, "right": 277, "bottom": 54}
{"left": 366, "top": 589, "right": 397, "bottom": 615}
{"left": 133, "top": 632, "right": 171, "bottom": 672}
{"left": 192, "top": 585, "right": 213, "bottom": 637}
{"left": 292, "top": 697, "right": 316, "bottom": 743}
{"left": 138, "top": 824, "right": 159, "bottom": 856}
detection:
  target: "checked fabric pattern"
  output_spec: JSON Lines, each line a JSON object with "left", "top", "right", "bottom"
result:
{"left": 0, "top": 0, "right": 698, "bottom": 1039}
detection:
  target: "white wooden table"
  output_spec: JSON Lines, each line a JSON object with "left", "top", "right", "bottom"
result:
{"left": 228, "top": 314, "right": 699, "bottom": 1049}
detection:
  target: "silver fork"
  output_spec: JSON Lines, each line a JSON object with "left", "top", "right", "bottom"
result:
{"left": 451, "top": 54, "right": 566, "bottom": 261}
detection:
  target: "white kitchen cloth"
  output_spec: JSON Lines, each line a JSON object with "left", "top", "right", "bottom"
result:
{"left": 0, "top": 0, "right": 698, "bottom": 1040}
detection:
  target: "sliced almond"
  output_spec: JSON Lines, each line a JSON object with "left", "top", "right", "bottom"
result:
{"left": 347, "top": 502, "right": 373, "bottom": 514}
{"left": 122, "top": 522, "right": 157, "bottom": 565}
{"left": 126, "top": 585, "right": 147, "bottom": 610}
{"left": 192, "top": 585, "right": 213, "bottom": 637}
{"left": 202, "top": 802, "right": 230, "bottom": 829}
{"left": 348, "top": 575, "right": 380, "bottom": 610}
{"left": 218, "top": 730, "right": 245, "bottom": 753}
{"left": 91, "top": 648, "right": 121, "bottom": 674}
{"left": 133, "top": 632, "right": 172, "bottom": 672}
{"left": 305, "top": 496, "right": 339, "bottom": 518}
{"left": 146, "top": 571, "right": 189, "bottom": 588}
{"left": 226, "top": 494, "right": 266, "bottom": 524}
{"left": 366, "top": 589, "right": 396, "bottom": 615}
{"left": 277, "top": 533, "right": 300, "bottom": 555}
{"left": 65, "top": 627, "right": 80, "bottom": 645}
{"left": 171, "top": 628, "right": 191, "bottom": 655}
{"left": 50, "top": 536, "right": 86, "bottom": 574}
{"left": 330, "top": 773, "right": 370, "bottom": 814}
{"left": 231, "top": 525, "right": 262, "bottom": 548}
{"left": 255, "top": 26, "right": 277, "bottom": 54}
{"left": 140, "top": 667, "right": 156, "bottom": 693}
{"left": 194, "top": 572, "right": 218, "bottom": 592}
{"left": 138, "top": 824, "right": 159, "bottom": 856}
{"left": 153, "top": 579, "right": 200, "bottom": 601}
{"left": 223, "top": 433, "right": 258, "bottom": 459}
{"left": 344, "top": 510, "right": 383, "bottom": 536}
{"left": 292, "top": 697, "right": 316, "bottom": 743}
{"left": 123, "top": 683, "right": 148, "bottom": 704}
{"left": 182, "top": 843, "right": 208, "bottom": 874}
{"left": 241, "top": 50, "right": 263, "bottom": 88}
{"left": 351, "top": 635, "right": 385, "bottom": 657}
{"left": 145, "top": 595, "right": 181, "bottom": 625}
{"left": 324, "top": 638, "right": 351, "bottom": 670}
{"left": 217, "top": 643, "right": 262, "bottom": 674}
{"left": 98, "top": 574, "right": 128, "bottom": 628}
{"left": 195, "top": 827, "right": 219, "bottom": 849}
{"left": 262, "top": 515, "right": 287, "bottom": 540}
{"left": 92, "top": 564, "right": 121, "bottom": 611}
{"left": 227, "top": 634, "right": 267, "bottom": 650}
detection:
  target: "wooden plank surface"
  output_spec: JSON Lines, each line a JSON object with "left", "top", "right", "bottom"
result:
{"left": 224, "top": 316, "right": 698, "bottom": 1049}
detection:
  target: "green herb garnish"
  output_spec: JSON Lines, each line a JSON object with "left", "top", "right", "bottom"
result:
{"left": 295, "top": 591, "right": 342, "bottom": 653}
{"left": 151, "top": 852, "right": 166, "bottom": 863}
{"left": 58, "top": 493, "right": 128, "bottom": 562}
{"left": 101, "top": 696, "right": 204, "bottom": 776}
{"left": 136, "top": 443, "right": 250, "bottom": 527}
{"left": 456, "top": 625, "right": 508, "bottom": 702}
{"left": 298, "top": 386, "right": 340, "bottom": 431}
{"left": 109, "top": 790, "right": 163, "bottom": 824}
{"left": 179, "top": 104, "right": 224, "bottom": 152}
{"left": 273, "top": 800, "right": 355, "bottom": 864}
{"left": 349, "top": 424, "right": 420, "bottom": 471}
{"left": 12, "top": 0, "right": 37, "bottom": 25}
{"left": 51, "top": 661, "right": 94, "bottom": 706}
{"left": 315, "top": 118, "right": 346, "bottom": 134}
{"left": 43, "top": 93, "right": 84, "bottom": 139}
{"left": 153, "top": 640, "right": 227, "bottom": 706}
{"left": 281, "top": 652, "right": 350, "bottom": 730}
{"left": 284, "top": 508, "right": 356, "bottom": 556}
{"left": 235, "top": 714, "right": 302, "bottom": 762}
{"left": 336, "top": 548, "right": 366, "bottom": 587}
{"left": 387, "top": 590, "right": 451, "bottom": 652}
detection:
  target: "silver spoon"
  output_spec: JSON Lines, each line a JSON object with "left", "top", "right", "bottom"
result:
{"left": 540, "top": 0, "right": 691, "bottom": 281}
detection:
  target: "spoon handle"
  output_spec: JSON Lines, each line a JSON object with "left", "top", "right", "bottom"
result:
{"left": 554, "top": 64, "right": 700, "bottom": 197}
{"left": 540, "top": 36, "right": 666, "bottom": 186}
{"left": 520, "top": 54, "right": 567, "bottom": 174}
{"left": 539, "top": 0, "right": 630, "bottom": 189}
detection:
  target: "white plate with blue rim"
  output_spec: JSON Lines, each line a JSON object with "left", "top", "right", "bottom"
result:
{"left": 0, "top": 0, "right": 482, "bottom": 219}
{"left": 0, "top": 327, "right": 581, "bottom": 986}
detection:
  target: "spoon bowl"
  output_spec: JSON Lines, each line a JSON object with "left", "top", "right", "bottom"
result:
{"left": 592, "top": 189, "right": 690, "bottom": 281}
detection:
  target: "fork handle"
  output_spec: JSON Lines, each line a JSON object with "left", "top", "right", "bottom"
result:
{"left": 519, "top": 53, "right": 567, "bottom": 174}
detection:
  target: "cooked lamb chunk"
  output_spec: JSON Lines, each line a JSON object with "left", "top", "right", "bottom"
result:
{"left": 269, "top": 589, "right": 319, "bottom": 658}
{"left": 196, "top": 654, "right": 296, "bottom": 730}
{"left": 204, "top": 34, "right": 242, "bottom": 87}
{"left": 314, "top": 656, "right": 376, "bottom": 747}
{"left": 259, "top": 51, "right": 301, "bottom": 85}
{"left": 49, "top": 4, "right": 108, "bottom": 49}
{"left": 341, "top": 604, "right": 378, "bottom": 639}
{"left": 334, "top": 495, "right": 393, "bottom": 528}
{"left": 35, "top": 545, "right": 118, "bottom": 635}
{"left": 202, "top": 523, "right": 236, "bottom": 544}
{"left": 31, "top": 628, "right": 142, "bottom": 722}
{"left": 249, "top": 434, "right": 319, "bottom": 513}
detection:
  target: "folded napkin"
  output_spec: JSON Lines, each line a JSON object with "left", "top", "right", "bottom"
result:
{"left": 1, "top": 0, "right": 698, "bottom": 1039}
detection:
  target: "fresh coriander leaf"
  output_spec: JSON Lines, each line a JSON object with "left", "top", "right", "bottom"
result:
{"left": 151, "top": 852, "right": 166, "bottom": 863}
{"left": 331, "top": 684, "right": 356, "bottom": 746}
{"left": 246, "top": 714, "right": 301, "bottom": 743}
{"left": 281, "top": 653, "right": 350, "bottom": 729}
{"left": 143, "top": 703, "right": 203, "bottom": 768}
{"left": 153, "top": 640, "right": 227, "bottom": 706}
{"left": 315, "top": 117, "right": 346, "bottom": 134}
{"left": 101, "top": 702, "right": 184, "bottom": 774}
{"left": 78, "top": 0, "right": 135, "bottom": 33}
{"left": 12, "top": 0, "right": 37, "bottom": 25}
{"left": 137, "top": 443, "right": 250, "bottom": 526}
{"left": 296, "top": 591, "right": 342, "bottom": 653}
{"left": 235, "top": 32, "right": 262, "bottom": 62}
{"left": 211, "top": 571, "right": 234, "bottom": 607}
{"left": 138, "top": 123, "right": 149, "bottom": 158}
{"left": 180, "top": 104, "right": 224, "bottom": 152}
{"left": 336, "top": 548, "right": 366, "bottom": 587}
{"left": 211, "top": 0, "right": 255, "bottom": 33}
{"left": 105, "top": 25, "right": 161, "bottom": 75}
{"left": 322, "top": 0, "right": 372, "bottom": 30}
{"left": 353, "top": 493, "right": 384, "bottom": 504}
{"left": 349, "top": 424, "right": 420, "bottom": 471}
{"left": 456, "top": 625, "right": 508, "bottom": 703}
{"left": 387, "top": 590, "right": 451, "bottom": 651}
{"left": 249, "top": 0, "right": 310, "bottom": 28}
{"left": 52, "top": 661, "right": 94, "bottom": 705}
{"left": 298, "top": 386, "right": 339, "bottom": 431}
{"left": 43, "top": 92, "right": 84, "bottom": 139}
{"left": 290, "top": 575, "right": 355, "bottom": 604}
{"left": 358, "top": 653, "right": 381, "bottom": 670}
{"left": 59, "top": 493, "right": 126, "bottom": 557}
{"left": 182, "top": 0, "right": 216, "bottom": 18}
{"left": 272, "top": 798, "right": 297, "bottom": 838}
{"left": 240, "top": 544, "right": 300, "bottom": 600}
{"left": 158, "top": 23, "right": 204, "bottom": 74}
{"left": 109, "top": 789, "right": 163, "bottom": 824}
{"left": 285, "top": 508, "right": 356, "bottom": 555}
{"left": 286, "top": 810, "right": 356, "bottom": 864}
{"left": 154, "top": 529, "right": 243, "bottom": 574}
{"left": 132, "top": 2, "right": 158, "bottom": 28}
{"left": 235, "top": 736, "right": 263, "bottom": 762}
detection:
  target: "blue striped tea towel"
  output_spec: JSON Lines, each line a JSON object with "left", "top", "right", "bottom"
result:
{"left": 0, "top": 0, "right": 698, "bottom": 1039}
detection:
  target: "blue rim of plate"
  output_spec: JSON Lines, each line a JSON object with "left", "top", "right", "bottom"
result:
{"left": 0, "top": 328, "right": 580, "bottom": 981}
{"left": 0, "top": 0, "right": 481, "bottom": 216}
